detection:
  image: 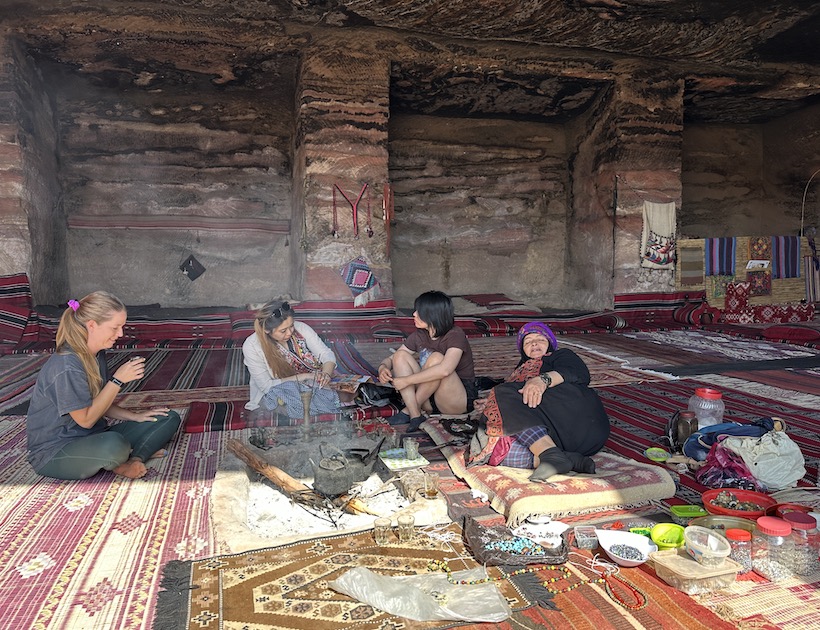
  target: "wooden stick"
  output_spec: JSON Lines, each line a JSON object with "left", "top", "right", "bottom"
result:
{"left": 227, "top": 438, "right": 309, "bottom": 493}
{"left": 226, "top": 439, "right": 377, "bottom": 516}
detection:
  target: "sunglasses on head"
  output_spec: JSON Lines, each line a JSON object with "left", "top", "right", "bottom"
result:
{"left": 270, "top": 302, "right": 290, "bottom": 320}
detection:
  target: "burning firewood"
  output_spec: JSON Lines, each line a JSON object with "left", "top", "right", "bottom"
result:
{"left": 226, "top": 438, "right": 377, "bottom": 516}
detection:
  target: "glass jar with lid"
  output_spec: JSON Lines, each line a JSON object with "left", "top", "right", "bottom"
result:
{"left": 752, "top": 516, "right": 793, "bottom": 582}
{"left": 783, "top": 512, "right": 820, "bottom": 575}
{"left": 725, "top": 528, "right": 752, "bottom": 574}
{"left": 687, "top": 388, "right": 725, "bottom": 430}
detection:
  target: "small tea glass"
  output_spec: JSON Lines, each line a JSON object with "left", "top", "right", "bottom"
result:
{"left": 397, "top": 514, "right": 415, "bottom": 542}
{"left": 373, "top": 517, "right": 392, "bottom": 545}
{"left": 424, "top": 472, "right": 440, "bottom": 499}
{"left": 403, "top": 437, "right": 419, "bottom": 460}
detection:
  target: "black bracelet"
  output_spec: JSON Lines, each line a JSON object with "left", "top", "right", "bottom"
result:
{"left": 110, "top": 376, "right": 124, "bottom": 387}
{"left": 539, "top": 373, "right": 552, "bottom": 388}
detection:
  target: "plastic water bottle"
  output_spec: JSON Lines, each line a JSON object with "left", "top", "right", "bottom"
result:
{"left": 687, "top": 388, "right": 725, "bottom": 430}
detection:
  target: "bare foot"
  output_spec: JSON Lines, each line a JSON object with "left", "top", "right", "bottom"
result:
{"left": 112, "top": 457, "right": 147, "bottom": 479}
{"left": 149, "top": 449, "right": 168, "bottom": 460}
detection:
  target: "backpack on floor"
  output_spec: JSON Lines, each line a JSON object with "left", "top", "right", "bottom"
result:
{"left": 682, "top": 416, "right": 778, "bottom": 461}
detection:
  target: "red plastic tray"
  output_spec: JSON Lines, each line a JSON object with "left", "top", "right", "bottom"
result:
{"left": 701, "top": 488, "right": 777, "bottom": 520}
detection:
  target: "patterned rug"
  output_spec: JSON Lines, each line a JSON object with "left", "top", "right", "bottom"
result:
{"left": 154, "top": 523, "right": 537, "bottom": 630}
{"left": 424, "top": 419, "right": 676, "bottom": 527}
{"left": 154, "top": 520, "right": 738, "bottom": 630}
{"left": 0, "top": 415, "right": 226, "bottom": 630}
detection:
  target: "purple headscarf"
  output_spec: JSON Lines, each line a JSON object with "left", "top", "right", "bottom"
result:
{"left": 517, "top": 322, "right": 558, "bottom": 354}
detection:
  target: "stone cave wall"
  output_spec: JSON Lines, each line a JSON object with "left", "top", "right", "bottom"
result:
{"left": 681, "top": 103, "right": 820, "bottom": 238}
{"left": 50, "top": 61, "right": 296, "bottom": 308}
{"left": 0, "top": 39, "right": 65, "bottom": 303}
{"left": 388, "top": 114, "right": 570, "bottom": 309}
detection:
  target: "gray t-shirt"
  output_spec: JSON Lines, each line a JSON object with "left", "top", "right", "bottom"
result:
{"left": 26, "top": 350, "right": 110, "bottom": 471}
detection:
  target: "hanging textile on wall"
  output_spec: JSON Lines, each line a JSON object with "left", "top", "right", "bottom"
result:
{"left": 805, "top": 256, "right": 820, "bottom": 303}
{"left": 745, "top": 270, "right": 772, "bottom": 296}
{"left": 704, "top": 237, "right": 736, "bottom": 276}
{"left": 340, "top": 256, "right": 380, "bottom": 307}
{"left": 771, "top": 235, "right": 801, "bottom": 279}
{"left": 748, "top": 236, "right": 772, "bottom": 260}
{"left": 640, "top": 201, "right": 676, "bottom": 269}
{"left": 678, "top": 246, "right": 704, "bottom": 286}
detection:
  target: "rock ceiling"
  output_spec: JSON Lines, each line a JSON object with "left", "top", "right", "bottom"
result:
{"left": 4, "top": 0, "right": 820, "bottom": 123}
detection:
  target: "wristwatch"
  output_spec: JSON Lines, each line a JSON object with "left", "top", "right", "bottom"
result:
{"left": 539, "top": 373, "right": 552, "bottom": 388}
{"left": 109, "top": 376, "right": 124, "bottom": 387}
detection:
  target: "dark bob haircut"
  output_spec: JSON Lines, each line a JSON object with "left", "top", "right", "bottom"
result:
{"left": 414, "top": 290, "right": 454, "bottom": 338}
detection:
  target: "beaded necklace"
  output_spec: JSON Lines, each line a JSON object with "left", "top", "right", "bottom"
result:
{"left": 428, "top": 558, "right": 648, "bottom": 608}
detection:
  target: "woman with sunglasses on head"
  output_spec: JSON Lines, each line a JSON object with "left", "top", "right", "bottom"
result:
{"left": 26, "top": 291, "right": 181, "bottom": 480}
{"left": 242, "top": 300, "right": 340, "bottom": 416}
{"left": 377, "top": 290, "right": 476, "bottom": 431}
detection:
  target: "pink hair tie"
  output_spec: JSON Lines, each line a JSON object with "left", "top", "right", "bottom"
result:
{"left": 67, "top": 299, "right": 80, "bottom": 312}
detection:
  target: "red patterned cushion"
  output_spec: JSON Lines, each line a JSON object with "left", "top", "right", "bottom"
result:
{"left": 762, "top": 325, "right": 820, "bottom": 342}
{"left": 724, "top": 282, "right": 751, "bottom": 312}
{"left": 0, "top": 273, "right": 32, "bottom": 309}
{"left": 0, "top": 304, "right": 31, "bottom": 345}
{"left": 592, "top": 313, "right": 629, "bottom": 330}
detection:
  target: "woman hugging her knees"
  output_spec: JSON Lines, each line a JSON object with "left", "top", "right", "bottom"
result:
{"left": 26, "top": 292, "right": 181, "bottom": 480}
{"left": 378, "top": 291, "right": 477, "bottom": 431}
{"left": 467, "top": 321, "right": 611, "bottom": 483}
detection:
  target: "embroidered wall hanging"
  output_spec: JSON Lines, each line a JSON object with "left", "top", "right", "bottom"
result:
{"left": 640, "top": 201, "right": 676, "bottom": 269}
{"left": 708, "top": 275, "right": 735, "bottom": 299}
{"left": 748, "top": 236, "right": 772, "bottom": 260}
{"left": 340, "top": 256, "right": 379, "bottom": 306}
{"left": 745, "top": 270, "right": 772, "bottom": 296}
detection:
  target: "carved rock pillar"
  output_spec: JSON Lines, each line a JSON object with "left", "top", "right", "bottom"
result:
{"left": 0, "top": 36, "right": 65, "bottom": 302}
{"left": 610, "top": 66, "right": 684, "bottom": 295}
{"left": 293, "top": 41, "right": 392, "bottom": 302}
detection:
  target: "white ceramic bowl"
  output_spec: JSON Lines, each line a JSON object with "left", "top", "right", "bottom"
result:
{"left": 595, "top": 529, "right": 658, "bottom": 567}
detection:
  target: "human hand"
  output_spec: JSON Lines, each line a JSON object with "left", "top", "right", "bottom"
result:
{"left": 377, "top": 364, "right": 393, "bottom": 384}
{"left": 519, "top": 378, "right": 547, "bottom": 408}
{"left": 135, "top": 407, "right": 170, "bottom": 422}
{"left": 315, "top": 372, "right": 331, "bottom": 387}
{"left": 473, "top": 397, "right": 488, "bottom": 413}
{"left": 114, "top": 356, "right": 146, "bottom": 384}
{"left": 391, "top": 375, "right": 408, "bottom": 390}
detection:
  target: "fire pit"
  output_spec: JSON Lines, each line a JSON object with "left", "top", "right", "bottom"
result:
{"left": 210, "top": 424, "right": 450, "bottom": 553}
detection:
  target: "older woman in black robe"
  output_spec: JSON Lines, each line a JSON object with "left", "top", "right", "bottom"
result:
{"left": 467, "top": 322, "right": 611, "bottom": 483}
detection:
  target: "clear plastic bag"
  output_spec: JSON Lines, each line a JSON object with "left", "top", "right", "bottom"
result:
{"left": 328, "top": 566, "right": 512, "bottom": 622}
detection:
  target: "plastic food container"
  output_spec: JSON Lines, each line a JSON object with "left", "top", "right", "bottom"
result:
{"left": 684, "top": 525, "right": 732, "bottom": 567}
{"left": 650, "top": 548, "right": 742, "bottom": 595}
{"left": 670, "top": 505, "right": 709, "bottom": 526}
{"left": 573, "top": 526, "right": 598, "bottom": 549}
{"left": 651, "top": 523, "right": 686, "bottom": 549}
{"left": 687, "top": 387, "right": 725, "bottom": 429}
{"left": 689, "top": 515, "right": 757, "bottom": 535}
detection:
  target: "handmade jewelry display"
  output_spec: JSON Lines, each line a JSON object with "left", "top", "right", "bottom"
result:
{"left": 428, "top": 553, "right": 648, "bottom": 610}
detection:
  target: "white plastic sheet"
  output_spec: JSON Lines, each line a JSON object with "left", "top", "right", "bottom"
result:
{"left": 329, "top": 566, "right": 512, "bottom": 622}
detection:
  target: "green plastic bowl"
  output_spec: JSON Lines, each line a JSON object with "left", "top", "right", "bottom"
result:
{"left": 650, "top": 523, "right": 686, "bottom": 549}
